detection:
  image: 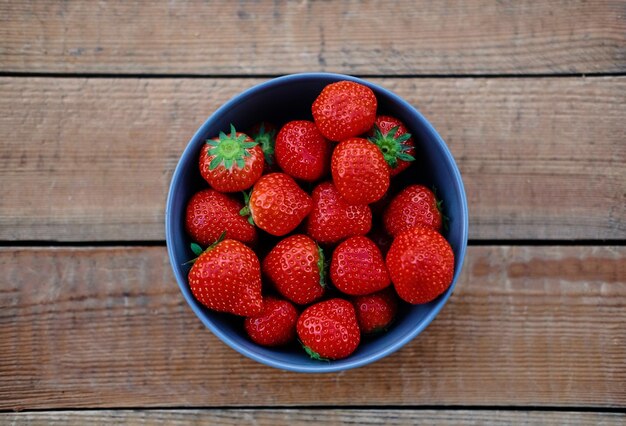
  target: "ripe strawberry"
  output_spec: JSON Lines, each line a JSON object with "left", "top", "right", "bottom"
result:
{"left": 386, "top": 225, "right": 454, "bottom": 304}
{"left": 275, "top": 120, "right": 331, "bottom": 182}
{"left": 188, "top": 239, "right": 263, "bottom": 316}
{"left": 353, "top": 288, "right": 399, "bottom": 334}
{"left": 243, "top": 173, "right": 313, "bottom": 236}
{"left": 305, "top": 182, "right": 372, "bottom": 245}
{"left": 248, "top": 121, "right": 278, "bottom": 173}
{"left": 311, "top": 80, "right": 377, "bottom": 141}
{"left": 383, "top": 184, "right": 443, "bottom": 237}
{"left": 185, "top": 189, "right": 257, "bottom": 246}
{"left": 263, "top": 234, "right": 326, "bottom": 305}
{"left": 244, "top": 296, "right": 299, "bottom": 346}
{"left": 297, "top": 298, "right": 361, "bottom": 360}
{"left": 331, "top": 137, "right": 390, "bottom": 205}
{"left": 367, "top": 115, "right": 416, "bottom": 176}
{"left": 330, "top": 236, "right": 390, "bottom": 296}
{"left": 199, "top": 124, "right": 265, "bottom": 192}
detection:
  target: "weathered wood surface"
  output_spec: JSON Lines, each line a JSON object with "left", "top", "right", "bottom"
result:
{"left": 1, "top": 1, "right": 624, "bottom": 75}
{"left": 1, "top": 245, "right": 624, "bottom": 410}
{"left": 2, "top": 409, "right": 625, "bottom": 425}
{"left": 1, "top": 77, "right": 623, "bottom": 241}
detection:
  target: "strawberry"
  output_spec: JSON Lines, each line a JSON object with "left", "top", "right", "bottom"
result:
{"left": 353, "top": 287, "right": 399, "bottom": 334}
{"left": 311, "top": 80, "right": 377, "bottom": 141}
{"left": 188, "top": 239, "right": 263, "bottom": 316}
{"left": 275, "top": 120, "right": 331, "bottom": 182}
{"left": 242, "top": 173, "right": 313, "bottom": 236}
{"left": 305, "top": 182, "right": 372, "bottom": 245}
{"left": 367, "top": 115, "right": 416, "bottom": 176}
{"left": 331, "top": 137, "right": 390, "bottom": 205}
{"left": 185, "top": 189, "right": 256, "bottom": 246}
{"left": 330, "top": 236, "right": 390, "bottom": 296}
{"left": 199, "top": 124, "right": 264, "bottom": 192}
{"left": 383, "top": 184, "right": 443, "bottom": 237}
{"left": 244, "top": 296, "right": 299, "bottom": 346}
{"left": 386, "top": 225, "right": 454, "bottom": 304}
{"left": 248, "top": 121, "right": 278, "bottom": 173}
{"left": 262, "top": 234, "right": 326, "bottom": 305}
{"left": 297, "top": 298, "right": 361, "bottom": 360}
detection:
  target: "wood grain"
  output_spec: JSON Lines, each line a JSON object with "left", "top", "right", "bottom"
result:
{"left": 1, "top": 245, "right": 624, "bottom": 410}
{"left": 2, "top": 409, "right": 625, "bottom": 425}
{"left": 0, "top": 0, "right": 624, "bottom": 75}
{"left": 0, "top": 77, "right": 624, "bottom": 241}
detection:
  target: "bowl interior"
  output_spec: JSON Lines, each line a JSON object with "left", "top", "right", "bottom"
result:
{"left": 166, "top": 73, "right": 468, "bottom": 373}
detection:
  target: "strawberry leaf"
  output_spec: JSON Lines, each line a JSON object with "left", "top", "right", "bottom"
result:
{"left": 317, "top": 245, "right": 326, "bottom": 289}
{"left": 300, "top": 341, "right": 330, "bottom": 362}
{"left": 190, "top": 243, "right": 203, "bottom": 256}
{"left": 397, "top": 153, "right": 415, "bottom": 162}
{"left": 208, "top": 156, "right": 222, "bottom": 170}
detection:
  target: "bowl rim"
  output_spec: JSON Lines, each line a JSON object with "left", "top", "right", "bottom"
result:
{"left": 165, "top": 72, "right": 469, "bottom": 373}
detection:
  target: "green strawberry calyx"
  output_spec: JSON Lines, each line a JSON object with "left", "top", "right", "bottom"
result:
{"left": 368, "top": 125, "right": 415, "bottom": 168}
{"left": 317, "top": 245, "right": 327, "bottom": 289}
{"left": 238, "top": 190, "right": 255, "bottom": 226}
{"left": 206, "top": 124, "right": 258, "bottom": 171}
{"left": 251, "top": 122, "right": 276, "bottom": 166}
{"left": 300, "top": 340, "right": 330, "bottom": 362}
{"left": 183, "top": 232, "right": 226, "bottom": 265}
{"left": 432, "top": 185, "right": 450, "bottom": 231}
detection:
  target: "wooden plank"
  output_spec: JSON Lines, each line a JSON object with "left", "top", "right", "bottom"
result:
{"left": 0, "top": 77, "right": 624, "bottom": 241}
{"left": 1, "top": 246, "right": 624, "bottom": 410}
{"left": 0, "top": 0, "right": 624, "bottom": 75}
{"left": 2, "top": 409, "right": 625, "bottom": 425}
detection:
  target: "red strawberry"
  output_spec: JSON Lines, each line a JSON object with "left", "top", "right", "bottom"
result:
{"left": 386, "top": 225, "right": 454, "bottom": 304}
{"left": 330, "top": 236, "right": 390, "bottom": 296}
{"left": 185, "top": 189, "right": 257, "bottom": 246}
{"left": 311, "top": 80, "right": 377, "bottom": 142}
{"left": 383, "top": 184, "right": 443, "bottom": 237}
{"left": 275, "top": 120, "right": 331, "bottom": 182}
{"left": 353, "top": 287, "right": 399, "bottom": 334}
{"left": 297, "top": 298, "right": 361, "bottom": 360}
{"left": 248, "top": 121, "right": 278, "bottom": 173}
{"left": 263, "top": 234, "right": 326, "bottom": 305}
{"left": 243, "top": 173, "right": 313, "bottom": 236}
{"left": 188, "top": 239, "right": 263, "bottom": 316}
{"left": 244, "top": 297, "right": 299, "bottom": 346}
{"left": 305, "top": 182, "right": 372, "bottom": 245}
{"left": 200, "top": 124, "right": 265, "bottom": 192}
{"left": 331, "top": 138, "right": 390, "bottom": 205}
{"left": 367, "top": 115, "right": 416, "bottom": 176}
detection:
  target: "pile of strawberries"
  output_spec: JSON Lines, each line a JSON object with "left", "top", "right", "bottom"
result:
{"left": 184, "top": 80, "right": 454, "bottom": 361}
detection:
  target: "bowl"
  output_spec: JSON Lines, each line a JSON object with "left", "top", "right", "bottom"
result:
{"left": 165, "top": 72, "right": 468, "bottom": 373}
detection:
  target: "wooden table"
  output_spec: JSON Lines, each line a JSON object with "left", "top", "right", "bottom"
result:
{"left": 1, "top": 1, "right": 625, "bottom": 424}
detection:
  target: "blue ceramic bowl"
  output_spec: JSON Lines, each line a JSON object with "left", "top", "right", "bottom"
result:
{"left": 165, "top": 73, "right": 468, "bottom": 373}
